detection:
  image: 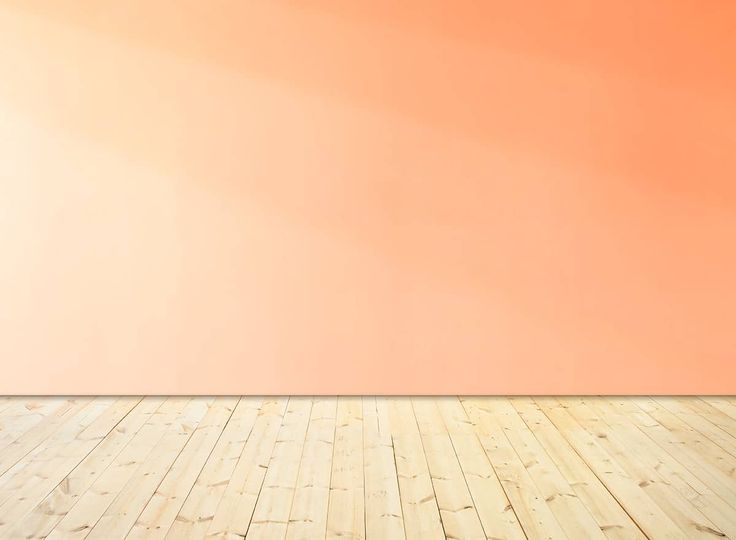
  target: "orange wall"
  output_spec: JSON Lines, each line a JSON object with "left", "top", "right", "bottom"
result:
{"left": 1, "top": 1, "right": 735, "bottom": 394}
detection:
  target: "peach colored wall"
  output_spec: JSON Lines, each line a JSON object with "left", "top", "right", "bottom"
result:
{"left": 1, "top": 1, "right": 734, "bottom": 394}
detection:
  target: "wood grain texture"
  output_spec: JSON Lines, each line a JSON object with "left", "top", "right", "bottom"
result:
{"left": 0, "top": 397, "right": 734, "bottom": 539}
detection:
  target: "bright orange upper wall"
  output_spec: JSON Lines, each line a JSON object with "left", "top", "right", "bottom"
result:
{"left": 1, "top": 1, "right": 734, "bottom": 394}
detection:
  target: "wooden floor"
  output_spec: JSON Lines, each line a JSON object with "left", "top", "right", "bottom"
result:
{"left": 1, "top": 397, "right": 735, "bottom": 539}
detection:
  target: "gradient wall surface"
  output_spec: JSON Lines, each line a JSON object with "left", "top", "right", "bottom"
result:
{"left": 1, "top": 1, "right": 735, "bottom": 394}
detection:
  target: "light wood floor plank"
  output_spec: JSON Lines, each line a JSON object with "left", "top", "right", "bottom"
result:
{"left": 0, "top": 398, "right": 93, "bottom": 478}
{"left": 413, "top": 398, "right": 486, "bottom": 539}
{"left": 12, "top": 397, "right": 166, "bottom": 540}
{"left": 363, "top": 397, "right": 405, "bottom": 539}
{"left": 653, "top": 397, "right": 736, "bottom": 458}
{"left": 45, "top": 397, "right": 196, "bottom": 539}
{"left": 0, "top": 399, "right": 67, "bottom": 454}
{"left": 0, "top": 397, "right": 140, "bottom": 537}
{"left": 625, "top": 397, "right": 736, "bottom": 504}
{"left": 326, "top": 397, "right": 365, "bottom": 540}
{"left": 286, "top": 397, "right": 338, "bottom": 540}
{"left": 0, "top": 399, "right": 105, "bottom": 517}
{"left": 585, "top": 397, "right": 736, "bottom": 539}
{"left": 607, "top": 397, "right": 736, "bottom": 510}
{"left": 463, "top": 397, "right": 568, "bottom": 539}
{"left": 84, "top": 398, "right": 214, "bottom": 539}
{"left": 700, "top": 397, "right": 736, "bottom": 423}
{"left": 247, "top": 397, "right": 313, "bottom": 539}
{"left": 488, "top": 398, "right": 607, "bottom": 540}
{"left": 387, "top": 398, "right": 444, "bottom": 540}
{"left": 165, "top": 397, "right": 264, "bottom": 539}
{"left": 203, "top": 398, "right": 289, "bottom": 538}
{"left": 511, "top": 398, "right": 646, "bottom": 540}
{"left": 436, "top": 397, "right": 527, "bottom": 540}
{"left": 563, "top": 397, "right": 727, "bottom": 539}
{"left": 534, "top": 397, "right": 687, "bottom": 540}
{"left": 0, "top": 398, "right": 117, "bottom": 507}
{"left": 0, "top": 396, "right": 734, "bottom": 540}
{"left": 126, "top": 397, "right": 239, "bottom": 539}
{"left": 683, "top": 397, "right": 736, "bottom": 435}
